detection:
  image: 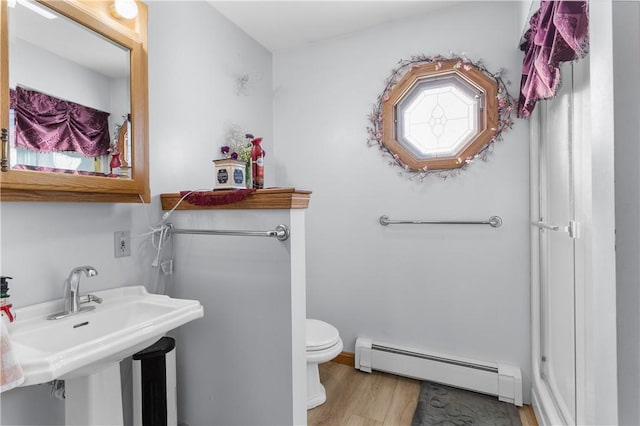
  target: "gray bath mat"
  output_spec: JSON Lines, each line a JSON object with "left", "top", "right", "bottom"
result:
{"left": 412, "top": 382, "right": 522, "bottom": 426}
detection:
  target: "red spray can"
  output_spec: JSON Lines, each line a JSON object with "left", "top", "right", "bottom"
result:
{"left": 250, "top": 137, "right": 265, "bottom": 189}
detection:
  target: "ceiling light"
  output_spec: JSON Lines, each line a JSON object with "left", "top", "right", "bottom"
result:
{"left": 111, "top": 0, "right": 138, "bottom": 20}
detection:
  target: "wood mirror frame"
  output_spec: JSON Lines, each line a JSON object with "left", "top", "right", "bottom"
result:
{"left": 382, "top": 59, "right": 498, "bottom": 171}
{"left": 0, "top": 0, "right": 149, "bottom": 203}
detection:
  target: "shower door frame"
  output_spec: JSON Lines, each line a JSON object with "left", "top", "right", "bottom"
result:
{"left": 530, "top": 61, "right": 582, "bottom": 426}
{"left": 529, "top": 4, "right": 618, "bottom": 424}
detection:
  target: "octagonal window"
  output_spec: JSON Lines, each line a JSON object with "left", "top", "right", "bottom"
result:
{"left": 381, "top": 59, "right": 499, "bottom": 171}
{"left": 397, "top": 75, "right": 482, "bottom": 160}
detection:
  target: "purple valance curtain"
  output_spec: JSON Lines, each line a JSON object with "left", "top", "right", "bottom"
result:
{"left": 517, "top": 1, "right": 589, "bottom": 118}
{"left": 9, "top": 87, "right": 111, "bottom": 157}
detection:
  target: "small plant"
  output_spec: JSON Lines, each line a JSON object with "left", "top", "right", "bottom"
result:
{"left": 220, "top": 123, "right": 252, "bottom": 163}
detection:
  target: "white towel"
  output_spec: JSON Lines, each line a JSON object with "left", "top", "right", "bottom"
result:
{"left": 0, "top": 315, "right": 24, "bottom": 392}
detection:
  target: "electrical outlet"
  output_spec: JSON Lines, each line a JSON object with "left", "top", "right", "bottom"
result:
{"left": 114, "top": 231, "right": 131, "bottom": 258}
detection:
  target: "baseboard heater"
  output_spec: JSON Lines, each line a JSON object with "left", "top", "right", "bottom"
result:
{"left": 355, "top": 337, "right": 523, "bottom": 406}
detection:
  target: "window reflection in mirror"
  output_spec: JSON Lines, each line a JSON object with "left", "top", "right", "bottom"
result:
{"left": 7, "top": 1, "right": 131, "bottom": 177}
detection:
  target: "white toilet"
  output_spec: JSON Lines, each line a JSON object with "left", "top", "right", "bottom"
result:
{"left": 306, "top": 319, "right": 343, "bottom": 410}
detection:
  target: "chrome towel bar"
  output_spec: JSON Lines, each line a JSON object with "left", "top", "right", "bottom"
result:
{"left": 379, "top": 215, "right": 503, "bottom": 228}
{"left": 167, "top": 223, "right": 290, "bottom": 241}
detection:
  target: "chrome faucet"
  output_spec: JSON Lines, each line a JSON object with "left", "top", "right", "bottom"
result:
{"left": 47, "top": 266, "right": 101, "bottom": 320}
{"left": 65, "top": 266, "right": 98, "bottom": 313}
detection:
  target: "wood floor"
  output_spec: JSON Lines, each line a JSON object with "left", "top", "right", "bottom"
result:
{"left": 307, "top": 361, "right": 538, "bottom": 426}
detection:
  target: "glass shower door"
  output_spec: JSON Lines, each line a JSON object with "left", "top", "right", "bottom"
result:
{"left": 537, "top": 62, "right": 577, "bottom": 425}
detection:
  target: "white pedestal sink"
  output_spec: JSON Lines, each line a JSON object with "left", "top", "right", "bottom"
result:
{"left": 9, "top": 286, "right": 204, "bottom": 425}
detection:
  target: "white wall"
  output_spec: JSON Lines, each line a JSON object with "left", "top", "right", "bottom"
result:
{"left": 613, "top": 3, "right": 640, "bottom": 425}
{"left": 0, "top": 198, "right": 155, "bottom": 426}
{"left": 1, "top": 2, "right": 537, "bottom": 424}
{"left": 146, "top": 3, "right": 290, "bottom": 422}
{"left": 0, "top": 2, "right": 274, "bottom": 425}
{"left": 273, "top": 1, "right": 532, "bottom": 401}
{"left": 148, "top": 2, "right": 273, "bottom": 193}
{"left": 166, "top": 209, "right": 305, "bottom": 426}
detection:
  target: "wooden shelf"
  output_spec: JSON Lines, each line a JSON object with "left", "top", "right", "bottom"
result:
{"left": 160, "top": 187, "right": 311, "bottom": 211}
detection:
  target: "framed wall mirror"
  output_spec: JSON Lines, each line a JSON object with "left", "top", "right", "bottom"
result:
{"left": 0, "top": 0, "right": 149, "bottom": 202}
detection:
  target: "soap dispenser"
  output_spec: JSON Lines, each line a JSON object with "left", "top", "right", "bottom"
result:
{"left": 0, "top": 276, "right": 15, "bottom": 322}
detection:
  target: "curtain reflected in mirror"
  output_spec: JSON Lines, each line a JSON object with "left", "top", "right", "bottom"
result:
{"left": 7, "top": 0, "right": 131, "bottom": 177}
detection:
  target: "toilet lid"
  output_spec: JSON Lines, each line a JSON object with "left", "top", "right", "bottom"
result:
{"left": 306, "top": 319, "right": 340, "bottom": 351}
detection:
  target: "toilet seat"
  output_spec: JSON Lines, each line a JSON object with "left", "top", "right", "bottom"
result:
{"left": 306, "top": 319, "right": 340, "bottom": 351}
{"left": 305, "top": 319, "right": 343, "bottom": 410}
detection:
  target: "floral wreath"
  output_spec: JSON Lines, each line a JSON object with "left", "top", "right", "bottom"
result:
{"left": 366, "top": 53, "right": 516, "bottom": 181}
